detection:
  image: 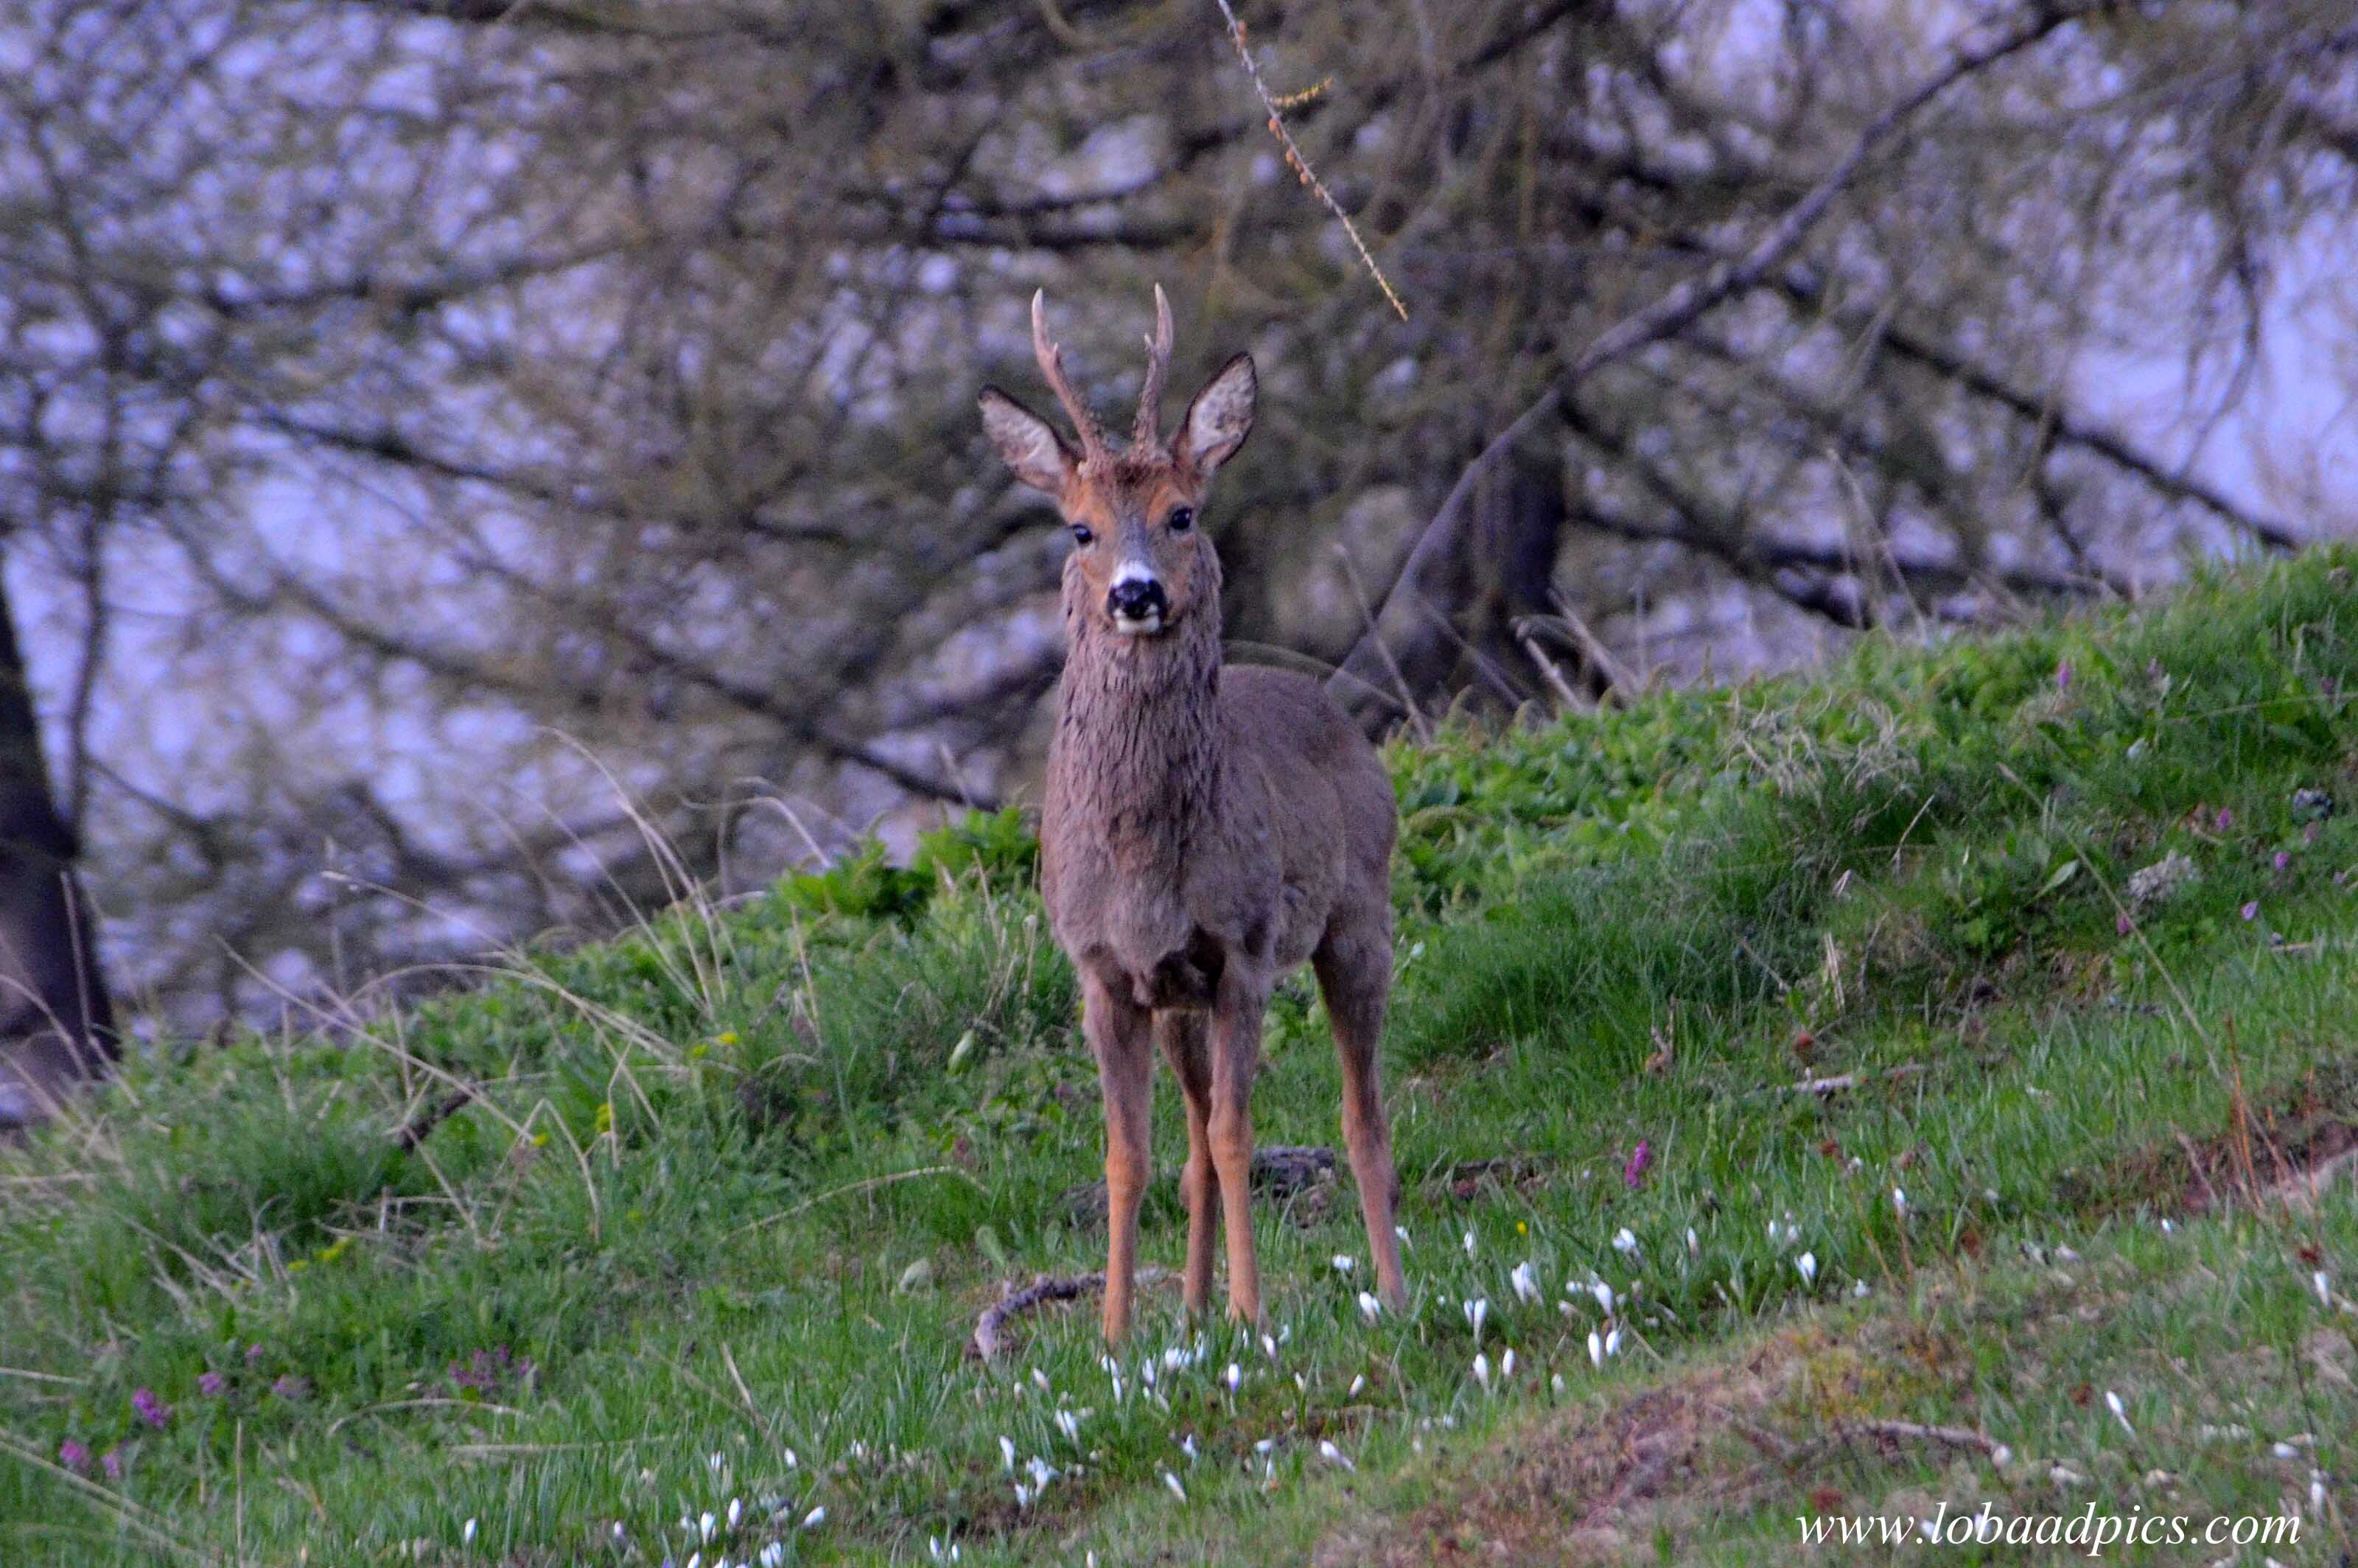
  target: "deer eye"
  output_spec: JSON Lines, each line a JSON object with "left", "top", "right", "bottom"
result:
{"left": 1070, "top": 525, "right": 1094, "bottom": 547}
{"left": 1166, "top": 506, "right": 1194, "bottom": 533}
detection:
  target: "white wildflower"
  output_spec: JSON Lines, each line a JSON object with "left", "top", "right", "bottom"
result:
{"left": 1332, "top": 1254, "right": 1356, "bottom": 1275}
{"left": 1473, "top": 1352, "right": 1491, "bottom": 1393}
{"left": 2105, "top": 1390, "right": 2134, "bottom": 1437}
{"left": 1612, "top": 1228, "right": 1639, "bottom": 1255}
{"left": 1161, "top": 1469, "right": 1188, "bottom": 1504}
{"left": 1797, "top": 1251, "right": 1817, "bottom": 1285}
{"left": 1588, "top": 1330, "right": 1604, "bottom": 1370}
{"left": 1511, "top": 1260, "right": 1539, "bottom": 1303}
{"left": 1358, "top": 1290, "right": 1382, "bottom": 1323}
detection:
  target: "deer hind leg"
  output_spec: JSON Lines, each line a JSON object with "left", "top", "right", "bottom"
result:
{"left": 1082, "top": 971, "right": 1155, "bottom": 1344}
{"left": 1315, "top": 917, "right": 1407, "bottom": 1308}
{"left": 1156, "top": 1009, "right": 1220, "bottom": 1317}
{"left": 1208, "top": 967, "right": 1269, "bottom": 1325}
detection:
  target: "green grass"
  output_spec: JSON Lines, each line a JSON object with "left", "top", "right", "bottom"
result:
{"left": 6, "top": 551, "right": 2358, "bottom": 1564}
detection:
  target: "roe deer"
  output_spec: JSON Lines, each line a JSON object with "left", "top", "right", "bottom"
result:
{"left": 979, "top": 287, "right": 1407, "bottom": 1341}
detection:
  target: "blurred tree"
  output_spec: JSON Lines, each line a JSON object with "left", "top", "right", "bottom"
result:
{"left": 0, "top": 579, "right": 111, "bottom": 1126}
{"left": 0, "top": 0, "right": 2352, "bottom": 1057}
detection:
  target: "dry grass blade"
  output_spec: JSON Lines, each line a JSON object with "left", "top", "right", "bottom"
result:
{"left": 0, "top": 1427, "right": 210, "bottom": 1562}
{"left": 325, "top": 1399, "right": 527, "bottom": 1437}
{"left": 730, "top": 1165, "right": 982, "bottom": 1237}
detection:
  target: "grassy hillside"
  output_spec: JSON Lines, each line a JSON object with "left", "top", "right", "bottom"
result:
{"left": 7, "top": 552, "right": 2358, "bottom": 1565}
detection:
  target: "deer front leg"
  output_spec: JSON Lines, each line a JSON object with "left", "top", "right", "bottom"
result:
{"left": 1207, "top": 967, "right": 1269, "bottom": 1325}
{"left": 1157, "top": 1009, "right": 1220, "bottom": 1316}
{"left": 1083, "top": 972, "right": 1155, "bottom": 1344}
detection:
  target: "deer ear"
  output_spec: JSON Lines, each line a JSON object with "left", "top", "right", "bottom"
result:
{"left": 1178, "top": 354, "right": 1256, "bottom": 480}
{"left": 979, "top": 386, "right": 1074, "bottom": 497}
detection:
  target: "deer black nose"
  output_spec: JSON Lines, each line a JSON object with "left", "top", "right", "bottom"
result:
{"left": 1106, "top": 576, "right": 1167, "bottom": 623}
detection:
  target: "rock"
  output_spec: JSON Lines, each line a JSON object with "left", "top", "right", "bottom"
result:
{"left": 2126, "top": 851, "right": 2199, "bottom": 908}
{"left": 1057, "top": 1145, "right": 1340, "bottom": 1227}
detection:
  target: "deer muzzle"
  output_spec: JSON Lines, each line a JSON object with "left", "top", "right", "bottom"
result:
{"left": 1106, "top": 571, "right": 1167, "bottom": 635}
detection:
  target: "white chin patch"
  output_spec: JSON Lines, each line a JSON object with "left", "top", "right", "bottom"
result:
{"left": 1110, "top": 612, "right": 1164, "bottom": 636}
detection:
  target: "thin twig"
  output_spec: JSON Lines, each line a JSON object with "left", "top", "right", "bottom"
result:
{"left": 1543, "top": 595, "right": 1645, "bottom": 701}
{"left": 1212, "top": 0, "right": 1407, "bottom": 319}
{"left": 1518, "top": 631, "right": 1589, "bottom": 713}
{"left": 1335, "top": 543, "right": 1430, "bottom": 740}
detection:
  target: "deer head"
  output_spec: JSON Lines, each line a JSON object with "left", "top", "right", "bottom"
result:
{"left": 979, "top": 287, "right": 1256, "bottom": 639}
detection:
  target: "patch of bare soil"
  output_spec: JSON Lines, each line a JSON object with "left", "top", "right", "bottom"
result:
{"left": 1311, "top": 1319, "right": 1988, "bottom": 1567}
{"left": 2094, "top": 1059, "right": 2358, "bottom": 1217}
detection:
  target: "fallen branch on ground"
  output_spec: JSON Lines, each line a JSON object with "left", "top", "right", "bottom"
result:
{"left": 392, "top": 1086, "right": 476, "bottom": 1152}
{"left": 968, "top": 1267, "right": 1174, "bottom": 1361}
{"left": 1842, "top": 1418, "right": 2004, "bottom": 1456}
{"left": 1761, "top": 1064, "right": 1928, "bottom": 1098}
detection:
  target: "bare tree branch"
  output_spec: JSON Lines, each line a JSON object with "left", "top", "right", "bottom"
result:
{"left": 1336, "top": 0, "right": 2102, "bottom": 697}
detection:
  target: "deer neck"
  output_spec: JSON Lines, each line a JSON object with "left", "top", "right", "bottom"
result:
{"left": 1051, "top": 591, "right": 1225, "bottom": 869}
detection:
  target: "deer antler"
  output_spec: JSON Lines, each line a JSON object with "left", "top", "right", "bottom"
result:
{"left": 1133, "top": 283, "right": 1174, "bottom": 452}
{"left": 1032, "top": 290, "right": 1110, "bottom": 464}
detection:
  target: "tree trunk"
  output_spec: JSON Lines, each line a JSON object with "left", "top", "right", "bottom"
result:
{"left": 1334, "top": 438, "right": 1568, "bottom": 730}
{"left": 0, "top": 573, "right": 115, "bottom": 1131}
